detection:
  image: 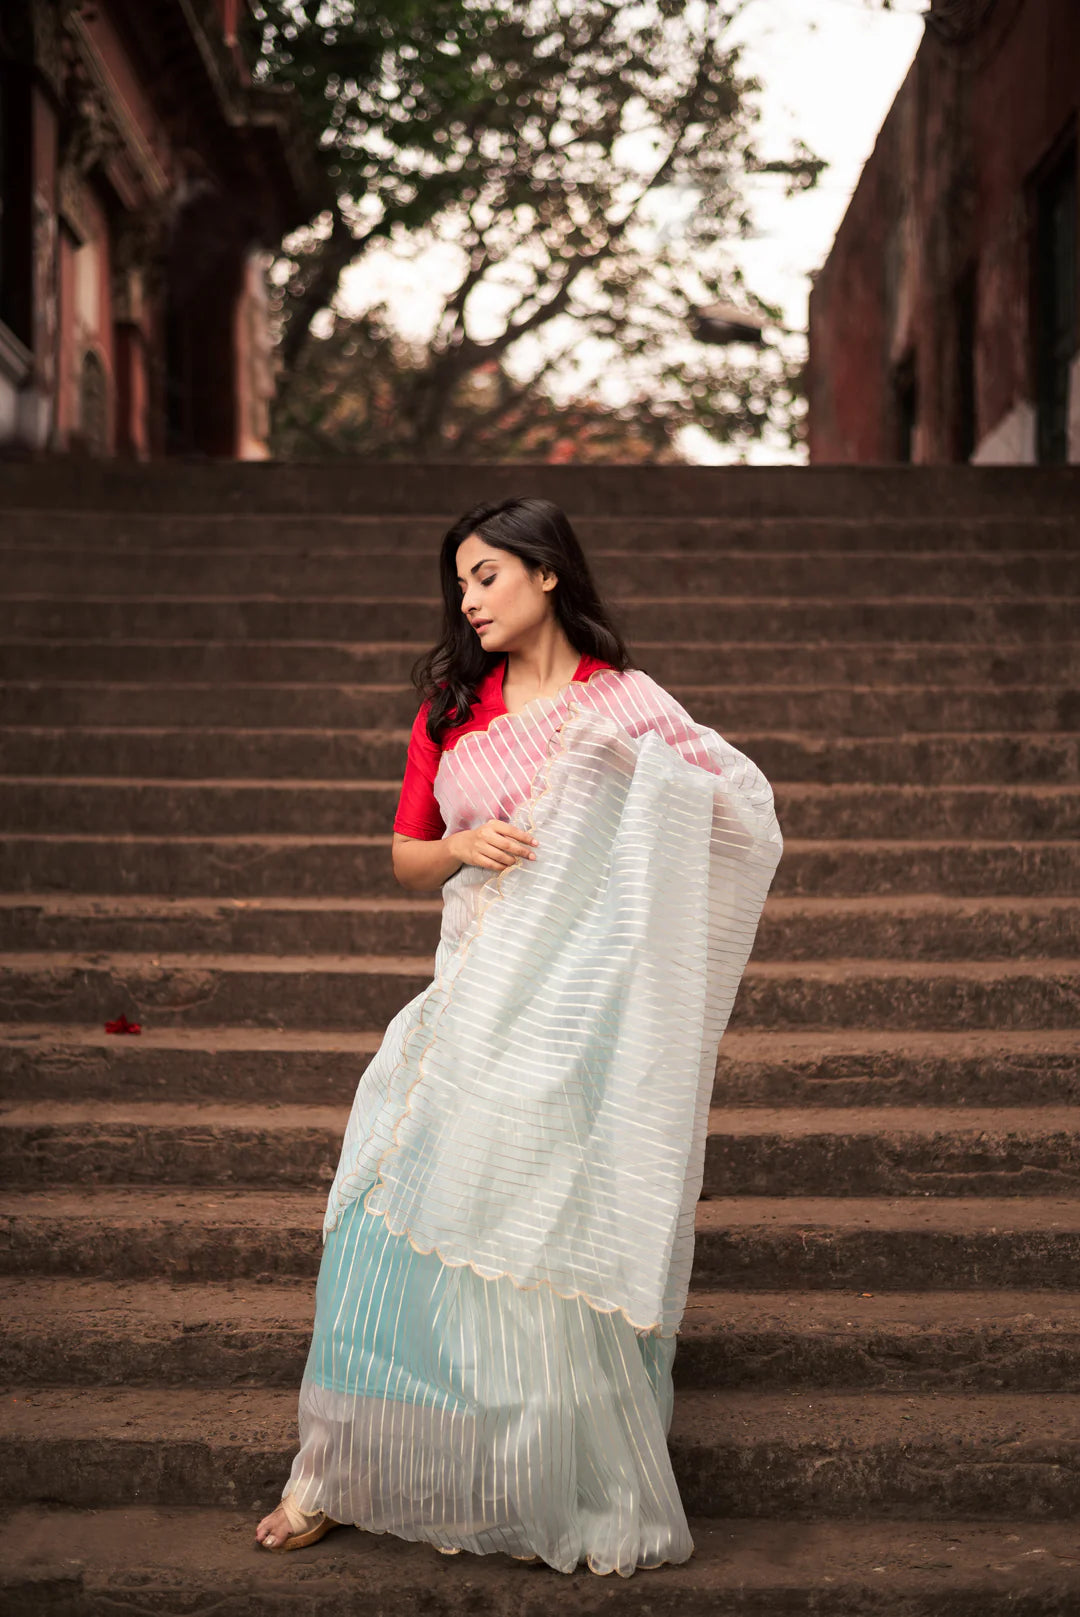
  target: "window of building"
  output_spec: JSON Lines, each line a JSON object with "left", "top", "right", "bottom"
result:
{"left": 1034, "top": 139, "right": 1077, "bottom": 465}
{"left": 955, "top": 262, "right": 977, "bottom": 462}
{"left": 0, "top": 63, "right": 32, "bottom": 350}
{"left": 894, "top": 351, "right": 917, "bottom": 463}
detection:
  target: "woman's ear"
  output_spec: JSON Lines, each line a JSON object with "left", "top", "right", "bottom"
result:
{"left": 539, "top": 566, "right": 558, "bottom": 593}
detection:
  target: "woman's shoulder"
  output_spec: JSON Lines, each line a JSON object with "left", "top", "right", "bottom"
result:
{"left": 581, "top": 664, "right": 695, "bottom": 729}
{"left": 419, "top": 663, "right": 506, "bottom": 753}
{"left": 583, "top": 662, "right": 675, "bottom": 703}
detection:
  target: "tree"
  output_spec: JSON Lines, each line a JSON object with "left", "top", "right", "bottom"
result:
{"left": 249, "top": 1, "right": 823, "bottom": 460}
{"left": 244, "top": 0, "right": 509, "bottom": 369}
{"left": 270, "top": 305, "right": 704, "bottom": 461}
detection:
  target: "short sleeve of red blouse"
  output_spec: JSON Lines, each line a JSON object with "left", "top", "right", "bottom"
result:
{"left": 393, "top": 700, "right": 447, "bottom": 840}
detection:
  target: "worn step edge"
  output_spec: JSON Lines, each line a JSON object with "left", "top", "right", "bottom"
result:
{"left": 5, "top": 1100, "right": 1080, "bottom": 1138}
{"left": 3, "top": 1102, "right": 1078, "bottom": 1199}
{"left": 3, "top": 1022, "right": 1075, "bottom": 1061}
{"left": 3, "top": 1025, "right": 1075, "bottom": 1110}
{"left": 4, "top": 831, "right": 1074, "bottom": 850}
{"left": 5, "top": 1506, "right": 1079, "bottom": 1615}
{"left": 1, "top": 892, "right": 1073, "bottom": 919}
{"left": 3, "top": 950, "right": 1077, "bottom": 979}
{"left": 9, "top": 541, "right": 1076, "bottom": 556}
{"left": 7, "top": 1385, "right": 1080, "bottom": 1520}
{"left": 6, "top": 634, "right": 1077, "bottom": 653}
{"left": 3, "top": 679, "right": 1077, "bottom": 695}
{"left": 8, "top": 591, "right": 1075, "bottom": 603}
{"left": 5, "top": 1189, "right": 1080, "bottom": 1291}
{"left": 5, "top": 1277, "right": 1080, "bottom": 1394}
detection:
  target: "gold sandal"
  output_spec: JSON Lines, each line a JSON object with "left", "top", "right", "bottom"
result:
{"left": 260, "top": 1494, "right": 342, "bottom": 1553}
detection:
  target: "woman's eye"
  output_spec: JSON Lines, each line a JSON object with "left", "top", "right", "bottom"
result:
{"left": 481, "top": 576, "right": 496, "bottom": 587}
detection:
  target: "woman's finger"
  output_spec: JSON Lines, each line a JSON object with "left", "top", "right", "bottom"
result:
{"left": 487, "top": 837, "right": 533, "bottom": 863}
{"left": 490, "top": 820, "right": 538, "bottom": 848}
{"left": 490, "top": 827, "right": 538, "bottom": 853}
{"left": 475, "top": 834, "right": 513, "bottom": 862}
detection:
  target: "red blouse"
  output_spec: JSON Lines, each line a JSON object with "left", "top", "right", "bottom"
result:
{"left": 393, "top": 652, "right": 614, "bottom": 840}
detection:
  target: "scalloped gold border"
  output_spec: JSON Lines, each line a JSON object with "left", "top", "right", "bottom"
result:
{"left": 331, "top": 673, "right": 678, "bottom": 1339}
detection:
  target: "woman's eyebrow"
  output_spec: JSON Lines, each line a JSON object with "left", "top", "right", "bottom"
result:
{"left": 456, "top": 557, "right": 500, "bottom": 583}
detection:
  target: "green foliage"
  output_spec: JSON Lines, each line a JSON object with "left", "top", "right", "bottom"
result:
{"left": 251, "top": 1, "right": 822, "bottom": 460}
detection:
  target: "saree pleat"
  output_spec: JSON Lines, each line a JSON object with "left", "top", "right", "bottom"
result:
{"left": 281, "top": 669, "right": 783, "bottom": 1575}
{"left": 284, "top": 1190, "right": 689, "bottom": 1574}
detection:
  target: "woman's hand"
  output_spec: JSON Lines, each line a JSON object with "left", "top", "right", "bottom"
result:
{"left": 448, "top": 820, "right": 538, "bottom": 873}
{"left": 391, "top": 822, "right": 538, "bottom": 891}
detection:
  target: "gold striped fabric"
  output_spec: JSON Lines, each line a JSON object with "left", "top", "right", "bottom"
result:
{"left": 282, "top": 668, "right": 783, "bottom": 1573}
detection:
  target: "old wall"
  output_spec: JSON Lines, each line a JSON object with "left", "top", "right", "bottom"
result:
{"left": 808, "top": 0, "right": 1080, "bottom": 465}
{"left": 0, "top": 0, "right": 315, "bottom": 459}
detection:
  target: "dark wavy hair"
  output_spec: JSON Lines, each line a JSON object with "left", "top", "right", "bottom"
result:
{"left": 414, "top": 496, "right": 632, "bottom": 742}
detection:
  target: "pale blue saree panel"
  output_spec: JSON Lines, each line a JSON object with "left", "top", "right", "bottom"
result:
{"left": 290, "top": 1187, "right": 684, "bottom": 1572}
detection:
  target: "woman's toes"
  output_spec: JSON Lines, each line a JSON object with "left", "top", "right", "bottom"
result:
{"left": 256, "top": 1506, "right": 290, "bottom": 1547}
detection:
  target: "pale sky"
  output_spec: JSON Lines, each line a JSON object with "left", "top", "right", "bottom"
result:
{"left": 689, "top": 0, "right": 925, "bottom": 461}
{"left": 339, "top": 0, "right": 928, "bottom": 463}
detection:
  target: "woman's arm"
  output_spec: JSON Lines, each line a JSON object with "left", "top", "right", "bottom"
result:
{"left": 392, "top": 823, "right": 539, "bottom": 892}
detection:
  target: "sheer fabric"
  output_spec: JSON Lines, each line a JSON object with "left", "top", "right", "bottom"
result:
{"left": 392, "top": 651, "right": 611, "bottom": 839}
{"left": 283, "top": 667, "right": 783, "bottom": 1575}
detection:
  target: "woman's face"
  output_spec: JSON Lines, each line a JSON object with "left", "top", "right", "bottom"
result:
{"left": 456, "top": 533, "right": 556, "bottom": 655}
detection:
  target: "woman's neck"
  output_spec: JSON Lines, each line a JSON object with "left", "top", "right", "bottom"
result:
{"left": 501, "top": 630, "right": 580, "bottom": 712}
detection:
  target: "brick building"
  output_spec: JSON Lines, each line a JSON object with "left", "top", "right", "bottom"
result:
{"left": 808, "top": 0, "right": 1079, "bottom": 465}
{"left": 0, "top": 0, "right": 321, "bottom": 459}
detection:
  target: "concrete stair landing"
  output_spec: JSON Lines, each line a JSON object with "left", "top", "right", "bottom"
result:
{"left": 1, "top": 460, "right": 1078, "bottom": 1614}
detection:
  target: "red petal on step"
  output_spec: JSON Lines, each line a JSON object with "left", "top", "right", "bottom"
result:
{"left": 104, "top": 1014, "right": 142, "bottom": 1035}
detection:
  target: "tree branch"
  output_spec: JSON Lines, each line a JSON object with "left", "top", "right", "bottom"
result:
{"left": 279, "top": 201, "right": 378, "bottom": 373}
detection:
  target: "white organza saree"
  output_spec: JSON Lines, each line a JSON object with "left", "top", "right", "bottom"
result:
{"left": 282, "top": 667, "right": 783, "bottom": 1575}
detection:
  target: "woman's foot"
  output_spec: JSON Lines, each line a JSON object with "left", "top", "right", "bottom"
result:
{"left": 255, "top": 1499, "right": 339, "bottom": 1552}
{"left": 255, "top": 1504, "right": 293, "bottom": 1549}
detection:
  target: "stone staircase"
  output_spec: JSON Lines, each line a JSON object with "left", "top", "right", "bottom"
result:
{"left": 1, "top": 459, "right": 1079, "bottom": 1613}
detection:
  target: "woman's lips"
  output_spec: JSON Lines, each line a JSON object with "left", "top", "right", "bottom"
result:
{"left": 474, "top": 620, "right": 492, "bottom": 633}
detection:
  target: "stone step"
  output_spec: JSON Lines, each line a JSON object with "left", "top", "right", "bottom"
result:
{"left": 2, "top": 1025, "right": 1076, "bottom": 1109}
{"left": 3, "top": 1102, "right": 1079, "bottom": 1198}
{"left": 6, "top": 507, "right": 1080, "bottom": 549}
{"left": 4, "top": 1507, "right": 1076, "bottom": 1617}
{"left": 1, "top": 953, "right": 1076, "bottom": 1031}
{"left": 703, "top": 1106, "right": 1080, "bottom": 1197}
{"left": 8, "top": 547, "right": 1076, "bottom": 599}
{"left": 7, "top": 594, "right": 1076, "bottom": 643}
{"left": 4, "top": 681, "right": 1076, "bottom": 735}
{"left": 2, "top": 833, "right": 1074, "bottom": 898}
{"left": 677, "top": 1289, "right": 1080, "bottom": 1393}
{"left": 0, "top": 1024, "right": 387, "bottom": 1103}
{"left": 692, "top": 1197, "right": 1080, "bottom": 1291}
{"left": 0, "top": 893, "right": 445, "bottom": 956}
{"left": 2, "top": 458, "right": 1077, "bottom": 515}
{"left": 669, "top": 1389, "right": 1080, "bottom": 1521}
{"left": 5, "top": 726, "right": 1079, "bottom": 785}
{"left": 6, "top": 1275, "right": 1080, "bottom": 1394}
{"left": 713, "top": 1030, "right": 1080, "bottom": 1109}
{"left": 6, "top": 636, "right": 1079, "bottom": 686}
{"left": 4, "top": 893, "right": 1076, "bottom": 961}
{"left": 6, "top": 1381, "right": 1080, "bottom": 1521}
{"left": 6, "top": 1188, "right": 1080, "bottom": 1290}
{"left": 3, "top": 776, "right": 1078, "bottom": 838}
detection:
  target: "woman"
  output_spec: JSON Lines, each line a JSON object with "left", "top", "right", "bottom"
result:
{"left": 255, "top": 496, "right": 783, "bottom": 1576}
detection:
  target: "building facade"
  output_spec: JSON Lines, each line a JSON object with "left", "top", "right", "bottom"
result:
{"left": 0, "top": 0, "right": 321, "bottom": 459}
{"left": 808, "top": 0, "right": 1079, "bottom": 465}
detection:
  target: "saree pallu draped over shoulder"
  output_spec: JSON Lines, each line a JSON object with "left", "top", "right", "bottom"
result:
{"left": 283, "top": 668, "right": 783, "bottom": 1576}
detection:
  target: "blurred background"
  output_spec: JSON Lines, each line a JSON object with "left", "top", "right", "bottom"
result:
{"left": 1, "top": 0, "right": 1074, "bottom": 466}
